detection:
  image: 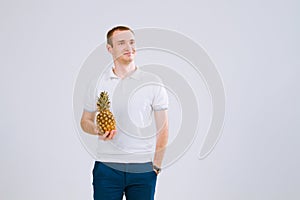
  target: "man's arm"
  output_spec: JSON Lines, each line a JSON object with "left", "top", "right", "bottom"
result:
{"left": 80, "top": 110, "right": 116, "bottom": 140}
{"left": 153, "top": 110, "right": 169, "bottom": 170}
{"left": 80, "top": 110, "right": 99, "bottom": 135}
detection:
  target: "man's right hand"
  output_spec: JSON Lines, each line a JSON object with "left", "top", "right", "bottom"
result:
{"left": 81, "top": 110, "right": 117, "bottom": 140}
{"left": 98, "top": 130, "right": 117, "bottom": 141}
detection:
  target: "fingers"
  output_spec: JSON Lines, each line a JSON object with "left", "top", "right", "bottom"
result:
{"left": 99, "top": 130, "right": 117, "bottom": 141}
{"left": 108, "top": 130, "right": 117, "bottom": 140}
{"left": 100, "top": 131, "right": 110, "bottom": 141}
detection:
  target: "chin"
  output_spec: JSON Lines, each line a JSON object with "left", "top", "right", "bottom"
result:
{"left": 116, "top": 54, "right": 135, "bottom": 63}
{"left": 124, "top": 56, "right": 135, "bottom": 62}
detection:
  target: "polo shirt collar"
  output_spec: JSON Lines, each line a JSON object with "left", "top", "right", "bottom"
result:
{"left": 109, "top": 66, "right": 141, "bottom": 80}
{"left": 108, "top": 68, "right": 119, "bottom": 79}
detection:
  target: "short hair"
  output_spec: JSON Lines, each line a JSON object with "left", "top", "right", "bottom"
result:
{"left": 106, "top": 25, "right": 135, "bottom": 47}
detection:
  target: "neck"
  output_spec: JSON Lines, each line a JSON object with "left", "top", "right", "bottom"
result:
{"left": 113, "top": 61, "right": 136, "bottom": 78}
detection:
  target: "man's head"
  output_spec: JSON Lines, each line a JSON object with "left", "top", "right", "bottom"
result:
{"left": 106, "top": 26, "right": 136, "bottom": 64}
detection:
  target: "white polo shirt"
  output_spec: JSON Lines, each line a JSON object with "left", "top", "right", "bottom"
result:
{"left": 84, "top": 66, "right": 168, "bottom": 163}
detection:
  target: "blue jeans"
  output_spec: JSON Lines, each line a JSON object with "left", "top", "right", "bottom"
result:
{"left": 93, "top": 161, "right": 157, "bottom": 200}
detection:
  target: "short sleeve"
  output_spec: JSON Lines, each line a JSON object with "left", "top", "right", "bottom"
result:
{"left": 83, "top": 80, "right": 97, "bottom": 112}
{"left": 152, "top": 83, "right": 168, "bottom": 111}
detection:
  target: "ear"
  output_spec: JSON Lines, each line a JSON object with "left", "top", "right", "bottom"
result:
{"left": 106, "top": 44, "right": 113, "bottom": 54}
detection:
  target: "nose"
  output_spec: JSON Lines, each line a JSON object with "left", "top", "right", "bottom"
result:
{"left": 124, "top": 42, "right": 131, "bottom": 51}
{"left": 125, "top": 42, "right": 134, "bottom": 51}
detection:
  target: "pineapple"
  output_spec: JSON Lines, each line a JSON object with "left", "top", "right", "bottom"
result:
{"left": 96, "top": 91, "right": 116, "bottom": 135}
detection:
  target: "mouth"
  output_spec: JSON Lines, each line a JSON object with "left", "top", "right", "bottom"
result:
{"left": 123, "top": 52, "right": 134, "bottom": 56}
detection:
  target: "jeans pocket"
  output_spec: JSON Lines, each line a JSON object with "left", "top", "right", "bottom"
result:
{"left": 152, "top": 170, "right": 158, "bottom": 177}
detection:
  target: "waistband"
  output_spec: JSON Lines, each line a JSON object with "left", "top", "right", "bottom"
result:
{"left": 95, "top": 161, "right": 154, "bottom": 173}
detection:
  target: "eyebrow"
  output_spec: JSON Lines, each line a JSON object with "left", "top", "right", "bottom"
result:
{"left": 116, "top": 39, "right": 135, "bottom": 43}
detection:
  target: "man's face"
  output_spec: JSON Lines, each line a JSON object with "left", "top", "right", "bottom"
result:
{"left": 107, "top": 30, "right": 136, "bottom": 64}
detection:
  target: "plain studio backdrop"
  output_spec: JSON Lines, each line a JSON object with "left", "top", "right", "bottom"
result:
{"left": 0, "top": 0, "right": 299, "bottom": 199}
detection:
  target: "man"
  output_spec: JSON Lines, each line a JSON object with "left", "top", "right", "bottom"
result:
{"left": 80, "top": 25, "right": 169, "bottom": 200}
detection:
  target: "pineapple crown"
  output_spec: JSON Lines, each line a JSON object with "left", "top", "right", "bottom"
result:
{"left": 97, "top": 91, "right": 111, "bottom": 112}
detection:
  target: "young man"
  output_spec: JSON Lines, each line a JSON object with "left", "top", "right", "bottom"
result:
{"left": 80, "top": 26, "right": 169, "bottom": 200}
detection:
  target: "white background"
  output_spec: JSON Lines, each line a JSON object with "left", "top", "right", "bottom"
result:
{"left": 1, "top": 0, "right": 299, "bottom": 199}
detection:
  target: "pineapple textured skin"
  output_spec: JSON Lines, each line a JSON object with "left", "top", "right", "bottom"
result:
{"left": 96, "top": 91, "right": 116, "bottom": 134}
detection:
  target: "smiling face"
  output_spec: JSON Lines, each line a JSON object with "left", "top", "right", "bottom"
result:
{"left": 107, "top": 30, "right": 136, "bottom": 65}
